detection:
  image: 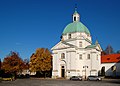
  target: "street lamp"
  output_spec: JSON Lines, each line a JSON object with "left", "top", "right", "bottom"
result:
{"left": 83, "top": 65, "right": 88, "bottom": 80}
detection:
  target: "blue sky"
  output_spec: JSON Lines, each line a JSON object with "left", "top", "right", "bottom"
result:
{"left": 0, "top": 0, "right": 120, "bottom": 60}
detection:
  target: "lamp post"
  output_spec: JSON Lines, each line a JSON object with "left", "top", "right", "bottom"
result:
{"left": 83, "top": 65, "right": 88, "bottom": 80}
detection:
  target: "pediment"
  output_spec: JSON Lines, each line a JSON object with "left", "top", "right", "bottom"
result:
{"left": 96, "top": 44, "right": 102, "bottom": 51}
{"left": 51, "top": 41, "right": 70, "bottom": 50}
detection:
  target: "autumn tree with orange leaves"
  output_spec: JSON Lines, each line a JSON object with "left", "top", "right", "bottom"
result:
{"left": 2, "top": 51, "right": 25, "bottom": 74}
{"left": 30, "top": 48, "right": 52, "bottom": 77}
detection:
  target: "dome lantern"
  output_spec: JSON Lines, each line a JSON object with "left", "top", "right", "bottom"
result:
{"left": 73, "top": 6, "right": 80, "bottom": 22}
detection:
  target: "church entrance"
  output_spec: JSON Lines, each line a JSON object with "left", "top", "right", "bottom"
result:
{"left": 61, "top": 66, "right": 65, "bottom": 78}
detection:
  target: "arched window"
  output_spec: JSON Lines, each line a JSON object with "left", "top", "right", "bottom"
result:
{"left": 74, "top": 17, "right": 76, "bottom": 21}
{"left": 68, "top": 34, "right": 71, "bottom": 39}
{"left": 79, "top": 41, "right": 82, "bottom": 47}
{"left": 101, "top": 66, "right": 105, "bottom": 76}
{"left": 87, "top": 54, "right": 90, "bottom": 59}
{"left": 61, "top": 53, "right": 65, "bottom": 59}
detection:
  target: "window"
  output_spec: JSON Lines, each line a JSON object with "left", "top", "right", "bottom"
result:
{"left": 74, "top": 17, "right": 76, "bottom": 21}
{"left": 96, "top": 55, "right": 98, "bottom": 60}
{"left": 79, "top": 54, "right": 82, "bottom": 60}
{"left": 87, "top": 54, "right": 90, "bottom": 59}
{"left": 68, "top": 34, "right": 71, "bottom": 39}
{"left": 61, "top": 53, "right": 65, "bottom": 59}
{"left": 101, "top": 66, "right": 105, "bottom": 76}
{"left": 62, "top": 66, "right": 64, "bottom": 69}
{"left": 79, "top": 42, "right": 82, "bottom": 47}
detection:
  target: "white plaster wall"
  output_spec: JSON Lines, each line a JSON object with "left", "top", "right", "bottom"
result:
{"left": 101, "top": 63, "right": 120, "bottom": 76}
{"left": 52, "top": 32, "right": 101, "bottom": 79}
{"left": 73, "top": 13, "right": 80, "bottom": 22}
{"left": 62, "top": 32, "right": 91, "bottom": 41}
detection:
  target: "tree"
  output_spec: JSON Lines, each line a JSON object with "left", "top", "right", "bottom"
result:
{"left": 2, "top": 51, "right": 24, "bottom": 74}
{"left": 101, "top": 51, "right": 106, "bottom": 56}
{"left": 29, "top": 48, "right": 52, "bottom": 77}
{"left": 104, "top": 45, "right": 114, "bottom": 54}
{"left": 116, "top": 50, "right": 120, "bottom": 54}
{"left": 23, "top": 58, "right": 29, "bottom": 70}
{"left": 0, "top": 58, "right": 1, "bottom": 70}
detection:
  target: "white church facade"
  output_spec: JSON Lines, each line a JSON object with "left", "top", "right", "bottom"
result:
{"left": 51, "top": 9, "right": 102, "bottom": 79}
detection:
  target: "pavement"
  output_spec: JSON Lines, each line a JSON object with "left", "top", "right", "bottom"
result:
{"left": 0, "top": 78, "right": 120, "bottom": 86}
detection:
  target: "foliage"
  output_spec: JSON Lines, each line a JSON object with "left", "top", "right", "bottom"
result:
{"left": 29, "top": 48, "right": 52, "bottom": 74}
{"left": 23, "top": 58, "right": 29, "bottom": 70}
{"left": 2, "top": 51, "right": 24, "bottom": 73}
{"left": 0, "top": 59, "right": 1, "bottom": 70}
{"left": 116, "top": 50, "right": 120, "bottom": 54}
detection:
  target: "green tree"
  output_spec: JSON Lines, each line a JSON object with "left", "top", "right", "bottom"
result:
{"left": 30, "top": 48, "right": 52, "bottom": 77}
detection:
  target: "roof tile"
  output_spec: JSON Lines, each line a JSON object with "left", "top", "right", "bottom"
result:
{"left": 101, "top": 54, "right": 120, "bottom": 63}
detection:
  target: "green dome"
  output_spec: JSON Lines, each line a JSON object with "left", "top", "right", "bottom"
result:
{"left": 62, "top": 21, "right": 90, "bottom": 35}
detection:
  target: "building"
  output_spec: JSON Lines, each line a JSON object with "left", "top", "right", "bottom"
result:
{"left": 101, "top": 54, "right": 120, "bottom": 77}
{"left": 51, "top": 8, "right": 102, "bottom": 79}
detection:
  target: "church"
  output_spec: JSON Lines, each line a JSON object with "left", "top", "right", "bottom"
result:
{"left": 51, "top": 8, "right": 102, "bottom": 79}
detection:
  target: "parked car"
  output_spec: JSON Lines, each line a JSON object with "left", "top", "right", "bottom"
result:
{"left": 70, "top": 76, "right": 82, "bottom": 81}
{"left": 87, "top": 76, "right": 102, "bottom": 81}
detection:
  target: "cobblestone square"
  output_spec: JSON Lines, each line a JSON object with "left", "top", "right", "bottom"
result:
{"left": 0, "top": 79, "right": 120, "bottom": 86}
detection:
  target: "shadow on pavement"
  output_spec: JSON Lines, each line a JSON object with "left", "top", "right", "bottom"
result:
{"left": 104, "top": 79, "right": 120, "bottom": 84}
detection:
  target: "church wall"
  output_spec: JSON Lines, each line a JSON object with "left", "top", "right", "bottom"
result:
{"left": 66, "top": 39, "right": 90, "bottom": 49}
{"left": 52, "top": 52, "right": 59, "bottom": 78}
{"left": 67, "top": 51, "right": 76, "bottom": 70}
{"left": 67, "top": 40, "right": 77, "bottom": 47}
{"left": 76, "top": 53, "right": 85, "bottom": 76}
{"left": 62, "top": 32, "right": 92, "bottom": 42}
{"left": 81, "top": 49, "right": 101, "bottom": 76}
{"left": 52, "top": 46, "right": 101, "bottom": 78}
{"left": 91, "top": 52, "right": 99, "bottom": 69}
{"left": 82, "top": 40, "right": 89, "bottom": 48}
{"left": 84, "top": 40, "right": 91, "bottom": 47}
{"left": 91, "top": 52, "right": 100, "bottom": 75}
{"left": 52, "top": 48, "right": 77, "bottom": 78}
{"left": 62, "top": 35, "right": 67, "bottom": 40}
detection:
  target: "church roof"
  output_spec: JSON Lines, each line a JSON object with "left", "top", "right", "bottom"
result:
{"left": 62, "top": 21, "right": 90, "bottom": 35}
{"left": 101, "top": 54, "right": 120, "bottom": 63}
{"left": 86, "top": 44, "right": 96, "bottom": 48}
